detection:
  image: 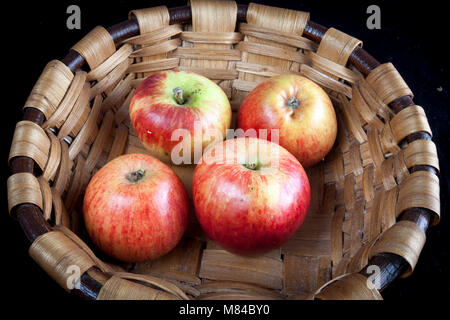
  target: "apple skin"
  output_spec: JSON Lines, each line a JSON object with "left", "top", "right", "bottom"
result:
{"left": 192, "top": 137, "right": 310, "bottom": 255}
{"left": 129, "top": 70, "right": 231, "bottom": 163}
{"left": 237, "top": 74, "right": 337, "bottom": 168}
{"left": 83, "top": 153, "right": 190, "bottom": 262}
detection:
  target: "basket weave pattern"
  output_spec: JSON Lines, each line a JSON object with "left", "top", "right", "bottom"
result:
{"left": 7, "top": 1, "right": 440, "bottom": 300}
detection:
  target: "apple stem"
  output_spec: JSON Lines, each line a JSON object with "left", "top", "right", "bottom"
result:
{"left": 127, "top": 169, "right": 146, "bottom": 183}
{"left": 286, "top": 97, "right": 299, "bottom": 109}
{"left": 243, "top": 161, "right": 261, "bottom": 171}
{"left": 173, "top": 87, "right": 185, "bottom": 105}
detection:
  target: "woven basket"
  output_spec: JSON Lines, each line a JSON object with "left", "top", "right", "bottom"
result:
{"left": 7, "top": 1, "right": 441, "bottom": 300}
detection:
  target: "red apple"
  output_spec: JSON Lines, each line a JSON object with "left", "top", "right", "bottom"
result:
{"left": 129, "top": 70, "right": 232, "bottom": 164}
{"left": 237, "top": 74, "right": 337, "bottom": 167}
{"left": 83, "top": 153, "right": 189, "bottom": 262}
{"left": 192, "top": 137, "right": 310, "bottom": 255}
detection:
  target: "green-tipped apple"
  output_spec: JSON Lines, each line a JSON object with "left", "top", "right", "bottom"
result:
{"left": 237, "top": 74, "right": 337, "bottom": 167}
{"left": 129, "top": 70, "right": 232, "bottom": 164}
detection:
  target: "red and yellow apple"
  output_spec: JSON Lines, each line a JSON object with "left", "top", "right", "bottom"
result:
{"left": 83, "top": 153, "right": 190, "bottom": 262}
{"left": 129, "top": 70, "right": 232, "bottom": 164}
{"left": 192, "top": 137, "right": 310, "bottom": 255}
{"left": 237, "top": 74, "right": 337, "bottom": 167}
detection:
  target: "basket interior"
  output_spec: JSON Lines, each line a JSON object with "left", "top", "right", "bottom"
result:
{"left": 9, "top": 2, "right": 440, "bottom": 300}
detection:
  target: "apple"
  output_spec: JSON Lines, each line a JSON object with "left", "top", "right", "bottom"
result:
{"left": 192, "top": 137, "right": 310, "bottom": 255}
{"left": 129, "top": 70, "right": 232, "bottom": 164}
{"left": 237, "top": 74, "right": 337, "bottom": 167}
{"left": 83, "top": 153, "right": 190, "bottom": 262}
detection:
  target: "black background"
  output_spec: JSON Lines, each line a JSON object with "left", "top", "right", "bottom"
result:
{"left": 2, "top": 0, "right": 449, "bottom": 312}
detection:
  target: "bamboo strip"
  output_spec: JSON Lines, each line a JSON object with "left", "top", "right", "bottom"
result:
{"left": 199, "top": 249, "right": 283, "bottom": 290}
{"left": 129, "top": 6, "right": 170, "bottom": 34}
{"left": 337, "top": 94, "right": 367, "bottom": 143}
{"left": 43, "top": 71, "right": 87, "bottom": 130}
{"left": 236, "top": 2, "right": 308, "bottom": 100}
{"left": 300, "top": 65, "right": 353, "bottom": 98}
{"left": 367, "top": 127, "right": 385, "bottom": 167}
{"left": 404, "top": 139, "right": 440, "bottom": 171}
{"left": 90, "top": 58, "right": 131, "bottom": 99}
{"left": 362, "top": 166, "right": 375, "bottom": 202}
{"left": 366, "top": 63, "right": 413, "bottom": 105}
{"left": 64, "top": 155, "right": 87, "bottom": 232}
{"left": 172, "top": 47, "right": 241, "bottom": 61}
{"left": 316, "top": 28, "right": 362, "bottom": 67}
{"left": 42, "top": 130, "right": 61, "bottom": 182}
{"left": 335, "top": 112, "right": 351, "bottom": 153}
{"left": 283, "top": 254, "right": 320, "bottom": 295}
{"left": 23, "top": 60, "right": 74, "bottom": 119}
{"left": 357, "top": 74, "right": 392, "bottom": 121}
{"left": 7, "top": 173, "right": 42, "bottom": 214}
{"left": 85, "top": 111, "right": 114, "bottom": 173}
{"left": 346, "top": 236, "right": 379, "bottom": 274}
{"left": 9, "top": 120, "right": 50, "bottom": 170}
{"left": 97, "top": 276, "right": 178, "bottom": 300}
{"left": 57, "top": 83, "right": 91, "bottom": 139}
{"left": 87, "top": 44, "right": 133, "bottom": 81}
{"left": 239, "top": 23, "right": 316, "bottom": 51}
{"left": 68, "top": 95, "right": 103, "bottom": 160}
{"left": 397, "top": 171, "right": 440, "bottom": 225}
{"left": 133, "top": 238, "right": 202, "bottom": 285}
{"left": 246, "top": 3, "right": 309, "bottom": 36}
{"left": 113, "top": 272, "right": 189, "bottom": 300}
{"left": 114, "top": 90, "right": 134, "bottom": 125}
{"left": 181, "top": 31, "right": 243, "bottom": 44}
{"left": 380, "top": 121, "right": 401, "bottom": 156}
{"left": 106, "top": 124, "right": 128, "bottom": 162}
{"left": 344, "top": 143, "right": 363, "bottom": 177}
{"left": 37, "top": 176, "right": 52, "bottom": 221}
{"left": 359, "top": 142, "right": 373, "bottom": 168}
{"left": 351, "top": 84, "right": 384, "bottom": 130}
{"left": 321, "top": 183, "right": 336, "bottom": 217}
{"left": 308, "top": 51, "right": 359, "bottom": 83}
{"left": 126, "top": 58, "right": 180, "bottom": 73}
{"left": 52, "top": 140, "right": 72, "bottom": 195}
{"left": 196, "top": 281, "right": 283, "bottom": 299}
{"left": 178, "top": 66, "right": 238, "bottom": 80}
{"left": 51, "top": 189, "right": 70, "bottom": 228}
{"left": 330, "top": 206, "right": 344, "bottom": 271}
{"left": 29, "top": 231, "right": 95, "bottom": 291}
{"left": 379, "top": 186, "right": 399, "bottom": 232}
{"left": 349, "top": 200, "right": 365, "bottom": 257}
{"left": 231, "top": 79, "right": 259, "bottom": 92}
{"left": 313, "top": 273, "right": 382, "bottom": 300}
{"left": 379, "top": 157, "right": 397, "bottom": 190}
{"left": 72, "top": 26, "right": 116, "bottom": 69}
{"left": 123, "top": 24, "right": 182, "bottom": 46}
{"left": 390, "top": 105, "right": 432, "bottom": 143}
{"left": 393, "top": 151, "right": 409, "bottom": 185}
{"left": 101, "top": 73, "right": 134, "bottom": 114}
{"left": 128, "top": 5, "right": 171, "bottom": 79}
{"left": 370, "top": 220, "right": 426, "bottom": 278}
{"left": 130, "top": 38, "right": 181, "bottom": 58}
{"left": 236, "top": 41, "right": 308, "bottom": 64}
{"left": 235, "top": 61, "right": 290, "bottom": 78}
